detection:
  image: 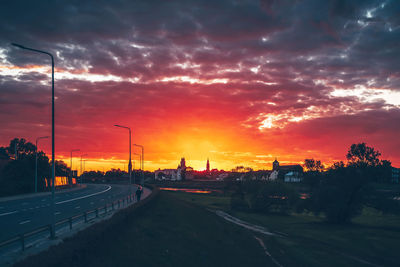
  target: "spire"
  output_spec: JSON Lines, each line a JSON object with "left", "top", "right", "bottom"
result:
{"left": 273, "top": 157, "right": 279, "bottom": 171}
{"left": 206, "top": 158, "right": 210, "bottom": 172}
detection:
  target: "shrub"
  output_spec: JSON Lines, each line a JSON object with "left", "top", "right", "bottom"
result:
{"left": 312, "top": 166, "right": 371, "bottom": 223}
{"left": 248, "top": 181, "right": 298, "bottom": 214}
{"left": 230, "top": 190, "right": 249, "bottom": 211}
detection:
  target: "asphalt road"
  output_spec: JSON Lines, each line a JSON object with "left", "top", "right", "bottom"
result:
{"left": 0, "top": 184, "right": 138, "bottom": 242}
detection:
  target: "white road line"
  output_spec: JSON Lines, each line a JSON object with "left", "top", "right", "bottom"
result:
{"left": 19, "top": 220, "right": 31, "bottom": 225}
{"left": 254, "top": 236, "right": 283, "bottom": 267}
{"left": 56, "top": 186, "right": 112, "bottom": 204}
{"left": 0, "top": 210, "right": 18, "bottom": 217}
{"left": 75, "top": 206, "right": 80, "bottom": 209}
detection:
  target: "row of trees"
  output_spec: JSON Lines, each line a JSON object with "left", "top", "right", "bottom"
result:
{"left": 230, "top": 143, "right": 398, "bottom": 224}
{"left": 0, "top": 138, "right": 71, "bottom": 196}
{"left": 82, "top": 169, "right": 152, "bottom": 184}
{"left": 0, "top": 137, "right": 151, "bottom": 196}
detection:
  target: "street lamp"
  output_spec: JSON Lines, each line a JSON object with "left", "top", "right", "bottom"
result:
{"left": 12, "top": 43, "right": 56, "bottom": 238}
{"left": 70, "top": 149, "right": 80, "bottom": 182}
{"left": 35, "top": 136, "right": 49, "bottom": 193}
{"left": 80, "top": 154, "right": 88, "bottom": 183}
{"left": 134, "top": 152, "right": 141, "bottom": 185}
{"left": 133, "top": 144, "right": 144, "bottom": 185}
{"left": 114, "top": 125, "right": 132, "bottom": 194}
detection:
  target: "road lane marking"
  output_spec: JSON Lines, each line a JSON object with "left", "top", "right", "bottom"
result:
{"left": 75, "top": 206, "right": 80, "bottom": 209}
{"left": 56, "top": 186, "right": 112, "bottom": 204}
{"left": 0, "top": 210, "right": 18, "bottom": 217}
{"left": 19, "top": 220, "right": 30, "bottom": 225}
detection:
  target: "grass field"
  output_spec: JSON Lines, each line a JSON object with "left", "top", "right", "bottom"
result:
{"left": 172, "top": 191, "right": 400, "bottom": 266}
{"left": 15, "top": 191, "right": 273, "bottom": 267}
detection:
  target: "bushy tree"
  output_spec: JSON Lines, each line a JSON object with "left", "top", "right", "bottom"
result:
{"left": 304, "top": 159, "right": 324, "bottom": 172}
{"left": 0, "top": 147, "right": 9, "bottom": 160}
{"left": 346, "top": 142, "right": 381, "bottom": 167}
{"left": 0, "top": 138, "right": 53, "bottom": 196}
{"left": 55, "top": 160, "right": 71, "bottom": 176}
{"left": 230, "top": 181, "right": 250, "bottom": 211}
{"left": 249, "top": 181, "right": 298, "bottom": 214}
{"left": 303, "top": 158, "right": 325, "bottom": 189}
{"left": 375, "top": 159, "right": 392, "bottom": 183}
{"left": 311, "top": 142, "right": 395, "bottom": 223}
{"left": 312, "top": 165, "right": 371, "bottom": 223}
{"left": 6, "top": 138, "right": 36, "bottom": 158}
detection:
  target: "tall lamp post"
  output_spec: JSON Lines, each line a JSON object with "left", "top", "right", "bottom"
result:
{"left": 12, "top": 43, "right": 56, "bottom": 238}
{"left": 134, "top": 152, "right": 141, "bottom": 185}
{"left": 35, "top": 136, "right": 49, "bottom": 193}
{"left": 70, "top": 149, "right": 80, "bottom": 183}
{"left": 80, "top": 154, "right": 88, "bottom": 183}
{"left": 133, "top": 144, "right": 144, "bottom": 185}
{"left": 114, "top": 125, "right": 132, "bottom": 194}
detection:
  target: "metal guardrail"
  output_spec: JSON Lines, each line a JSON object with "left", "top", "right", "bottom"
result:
{"left": 0, "top": 194, "right": 135, "bottom": 253}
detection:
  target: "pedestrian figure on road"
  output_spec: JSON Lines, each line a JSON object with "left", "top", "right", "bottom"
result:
{"left": 136, "top": 186, "right": 143, "bottom": 202}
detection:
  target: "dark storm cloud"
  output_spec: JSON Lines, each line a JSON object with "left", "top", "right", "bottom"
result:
{"left": 0, "top": 0, "right": 399, "bottom": 164}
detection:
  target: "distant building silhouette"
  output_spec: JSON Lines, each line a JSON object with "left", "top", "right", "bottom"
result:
{"left": 392, "top": 167, "right": 399, "bottom": 183}
{"left": 206, "top": 158, "right": 210, "bottom": 172}
{"left": 180, "top": 157, "right": 186, "bottom": 169}
{"left": 155, "top": 157, "right": 188, "bottom": 181}
{"left": 273, "top": 158, "right": 279, "bottom": 171}
{"left": 272, "top": 158, "right": 303, "bottom": 182}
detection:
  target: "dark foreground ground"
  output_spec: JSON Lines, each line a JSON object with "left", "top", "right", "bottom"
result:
{"left": 173, "top": 191, "right": 400, "bottom": 267}
{"left": 15, "top": 189, "right": 400, "bottom": 267}
{"left": 15, "top": 191, "right": 272, "bottom": 267}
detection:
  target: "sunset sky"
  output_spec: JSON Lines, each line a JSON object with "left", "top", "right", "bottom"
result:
{"left": 0, "top": 0, "right": 399, "bottom": 171}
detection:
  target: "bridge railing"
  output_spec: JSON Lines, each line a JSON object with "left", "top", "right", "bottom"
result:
{"left": 0, "top": 194, "right": 135, "bottom": 253}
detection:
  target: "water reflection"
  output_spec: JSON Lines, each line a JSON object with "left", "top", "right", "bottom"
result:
{"left": 160, "top": 187, "right": 221, "bottom": 194}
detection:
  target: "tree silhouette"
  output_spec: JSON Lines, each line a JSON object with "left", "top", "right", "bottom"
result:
{"left": 304, "top": 158, "right": 324, "bottom": 172}
{"left": 0, "top": 147, "right": 9, "bottom": 160}
{"left": 346, "top": 142, "right": 381, "bottom": 167}
{"left": 6, "top": 138, "right": 36, "bottom": 158}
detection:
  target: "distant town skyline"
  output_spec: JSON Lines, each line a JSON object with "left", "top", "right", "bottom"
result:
{"left": 1, "top": 1, "right": 399, "bottom": 171}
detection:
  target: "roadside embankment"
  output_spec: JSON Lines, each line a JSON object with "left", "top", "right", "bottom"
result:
{"left": 14, "top": 188, "right": 273, "bottom": 267}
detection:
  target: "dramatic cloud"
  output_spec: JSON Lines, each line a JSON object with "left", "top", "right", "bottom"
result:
{"left": 0, "top": 0, "right": 399, "bottom": 170}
